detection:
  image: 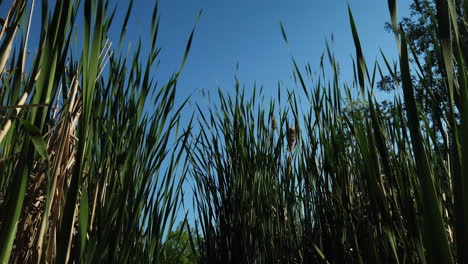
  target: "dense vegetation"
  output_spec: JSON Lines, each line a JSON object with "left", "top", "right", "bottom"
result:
{"left": 0, "top": 0, "right": 197, "bottom": 262}
{"left": 1, "top": 0, "right": 467, "bottom": 263}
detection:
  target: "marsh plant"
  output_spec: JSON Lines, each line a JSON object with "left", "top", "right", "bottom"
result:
{"left": 0, "top": 0, "right": 198, "bottom": 263}
{"left": 1, "top": 0, "right": 468, "bottom": 263}
{"left": 188, "top": 0, "right": 468, "bottom": 263}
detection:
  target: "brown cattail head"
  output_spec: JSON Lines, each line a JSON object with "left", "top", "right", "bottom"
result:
{"left": 271, "top": 115, "right": 277, "bottom": 130}
{"left": 287, "top": 155, "right": 293, "bottom": 175}
{"left": 287, "top": 127, "right": 296, "bottom": 151}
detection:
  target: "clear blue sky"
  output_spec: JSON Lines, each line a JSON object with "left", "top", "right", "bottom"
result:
{"left": 114, "top": 0, "right": 412, "bottom": 106}
{"left": 0, "top": 0, "right": 413, "bottom": 106}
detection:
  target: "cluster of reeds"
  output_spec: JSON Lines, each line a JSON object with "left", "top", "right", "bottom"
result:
{"left": 188, "top": 0, "right": 468, "bottom": 263}
{"left": 2, "top": 0, "right": 468, "bottom": 263}
{"left": 0, "top": 0, "right": 197, "bottom": 262}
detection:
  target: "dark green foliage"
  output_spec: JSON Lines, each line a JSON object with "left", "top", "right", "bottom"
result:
{"left": 161, "top": 221, "right": 201, "bottom": 264}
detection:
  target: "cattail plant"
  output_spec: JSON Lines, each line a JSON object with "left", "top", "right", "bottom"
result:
{"left": 271, "top": 114, "right": 278, "bottom": 130}
{"left": 188, "top": 0, "right": 468, "bottom": 263}
{"left": 0, "top": 0, "right": 198, "bottom": 263}
{"left": 287, "top": 127, "right": 296, "bottom": 152}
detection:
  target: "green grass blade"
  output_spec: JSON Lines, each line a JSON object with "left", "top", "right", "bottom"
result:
{"left": 399, "top": 30, "right": 453, "bottom": 264}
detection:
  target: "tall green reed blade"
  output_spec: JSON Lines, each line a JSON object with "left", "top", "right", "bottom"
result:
{"left": 454, "top": 34, "right": 468, "bottom": 264}
{"left": 0, "top": 157, "right": 29, "bottom": 264}
{"left": 348, "top": 6, "right": 368, "bottom": 97}
{"left": 387, "top": 0, "right": 401, "bottom": 53}
{"left": 119, "top": 0, "right": 134, "bottom": 46}
{"left": 440, "top": 0, "right": 468, "bottom": 262}
{"left": 399, "top": 30, "right": 452, "bottom": 263}
{"left": 56, "top": 0, "right": 104, "bottom": 260}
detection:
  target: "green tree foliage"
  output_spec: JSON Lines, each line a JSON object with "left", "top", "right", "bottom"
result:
{"left": 380, "top": 0, "right": 467, "bottom": 140}
{"left": 161, "top": 222, "right": 201, "bottom": 264}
